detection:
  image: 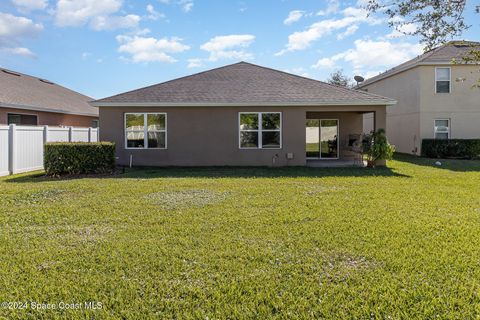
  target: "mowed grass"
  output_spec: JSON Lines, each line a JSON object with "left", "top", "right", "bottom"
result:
{"left": 1, "top": 155, "right": 480, "bottom": 319}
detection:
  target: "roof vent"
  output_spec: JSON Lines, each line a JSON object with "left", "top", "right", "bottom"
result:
{"left": 2, "top": 69, "right": 21, "bottom": 77}
{"left": 39, "top": 78, "right": 54, "bottom": 85}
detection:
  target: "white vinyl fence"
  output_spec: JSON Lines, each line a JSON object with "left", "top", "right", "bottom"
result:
{"left": 0, "top": 124, "right": 99, "bottom": 176}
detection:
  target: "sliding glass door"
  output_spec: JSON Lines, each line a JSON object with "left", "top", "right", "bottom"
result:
{"left": 306, "top": 119, "right": 339, "bottom": 159}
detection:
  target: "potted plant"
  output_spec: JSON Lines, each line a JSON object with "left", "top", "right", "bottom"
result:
{"left": 363, "top": 129, "right": 395, "bottom": 167}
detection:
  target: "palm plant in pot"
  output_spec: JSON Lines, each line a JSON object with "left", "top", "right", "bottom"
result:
{"left": 363, "top": 129, "right": 395, "bottom": 167}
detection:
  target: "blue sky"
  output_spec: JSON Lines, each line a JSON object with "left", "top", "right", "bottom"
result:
{"left": 0, "top": 0, "right": 479, "bottom": 99}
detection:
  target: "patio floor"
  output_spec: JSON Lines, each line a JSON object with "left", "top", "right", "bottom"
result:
{"left": 306, "top": 159, "right": 366, "bottom": 168}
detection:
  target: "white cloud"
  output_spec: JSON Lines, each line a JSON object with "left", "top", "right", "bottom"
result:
{"left": 90, "top": 14, "right": 140, "bottom": 30}
{"left": 312, "top": 57, "right": 337, "bottom": 69}
{"left": 276, "top": 6, "right": 379, "bottom": 55}
{"left": 0, "top": 12, "right": 43, "bottom": 57}
{"left": 312, "top": 39, "right": 422, "bottom": 78}
{"left": 363, "top": 70, "right": 382, "bottom": 79}
{"left": 284, "top": 10, "right": 304, "bottom": 25}
{"left": 146, "top": 4, "right": 165, "bottom": 20}
{"left": 0, "top": 46, "right": 35, "bottom": 57}
{"left": 0, "top": 12, "right": 43, "bottom": 39}
{"left": 187, "top": 58, "right": 203, "bottom": 68}
{"left": 81, "top": 52, "right": 91, "bottom": 59}
{"left": 54, "top": 0, "right": 139, "bottom": 30}
{"left": 55, "top": 0, "right": 121, "bottom": 26}
{"left": 116, "top": 34, "right": 190, "bottom": 63}
{"left": 12, "top": 0, "right": 48, "bottom": 12}
{"left": 339, "top": 39, "right": 422, "bottom": 69}
{"left": 317, "top": 0, "right": 339, "bottom": 16}
{"left": 200, "top": 34, "right": 255, "bottom": 61}
{"left": 337, "top": 25, "right": 358, "bottom": 40}
{"left": 157, "top": 0, "right": 193, "bottom": 12}
{"left": 178, "top": 0, "right": 193, "bottom": 12}
{"left": 239, "top": 2, "right": 247, "bottom": 13}
{"left": 386, "top": 23, "right": 417, "bottom": 39}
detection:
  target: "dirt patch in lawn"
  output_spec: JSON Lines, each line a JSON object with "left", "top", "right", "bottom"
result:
{"left": 18, "top": 224, "right": 114, "bottom": 246}
{"left": 321, "top": 253, "right": 380, "bottom": 283}
{"left": 6, "top": 189, "right": 68, "bottom": 205}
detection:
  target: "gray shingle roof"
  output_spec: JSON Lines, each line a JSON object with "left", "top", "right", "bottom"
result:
{"left": 358, "top": 40, "right": 480, "bottom": 88}
{"left": 0, "top": 68, "right": 97, "bottom": 116}
{"left": 93, "top": 62, "right": 395, "bottom": 106}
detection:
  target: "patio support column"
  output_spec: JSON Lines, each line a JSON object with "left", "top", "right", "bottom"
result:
{"left": 373, "top": 107, "right": 386, "bottom": 132}
{"left": 374, "top": 106, "right": 387, "bottom": 167}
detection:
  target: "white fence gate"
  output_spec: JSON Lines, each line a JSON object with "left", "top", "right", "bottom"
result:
{"left": 0, "top": 124, "right": 99, "bottom": 176}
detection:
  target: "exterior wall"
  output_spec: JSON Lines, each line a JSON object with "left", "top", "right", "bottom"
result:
{"left": 0, "top": 107, "right": 98, "bottom": 127}
{"left": 361, "top": 68, "right": 421, "bottom": 154}
{"left": 361, "top": 64, "right": 480, "bottom": 154}
{"left": 99, "top": 105, "right": 386, "bottom": 167}
{"left": 418, "top": 65, "right": 480, "bottom": 141}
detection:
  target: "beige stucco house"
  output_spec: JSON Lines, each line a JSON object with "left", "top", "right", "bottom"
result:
{"left": 358, "top": 41, "right": 480, "bottom": 155}
{"left": 92, "top": 62, "right": 395, "bottom": 167}
{"left": 0, "top": 68, "right": 98, "bottom": 127}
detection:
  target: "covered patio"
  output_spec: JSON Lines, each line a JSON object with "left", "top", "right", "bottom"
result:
{"left": 304, "top": 108, "right": 386, "bottom": 166}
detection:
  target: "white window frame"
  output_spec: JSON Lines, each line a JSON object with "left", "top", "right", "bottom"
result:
{"left": 238, "top": 112, "right": 282, "bottom": 149}
{"left": 434, "top": 119, "right": 450, "bottom": 139}
{"left": 435, "top": 67, "right": 451, "bottom": 94}
{"left": 124, "top": 112, "right": 167, "bottom": 149}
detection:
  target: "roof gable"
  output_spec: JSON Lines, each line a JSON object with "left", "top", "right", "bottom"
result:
{"left": 93, "top": 62, "right": 394, "bottom": 106}
{"left": 358, "top": 40, "right": 480, "bottom": 88}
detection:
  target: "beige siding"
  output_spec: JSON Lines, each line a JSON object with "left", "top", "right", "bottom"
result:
{"left": 418, "top": 65, "right": 480, "bottom": 140}
{"left": 99, "top": 105, "right": 386, "bottom": 167}
{"left": 361, "top": 64, "right": 480, "bottom": 154}
{"left": 362, "top": 67, "right": 421, "bottom": 154}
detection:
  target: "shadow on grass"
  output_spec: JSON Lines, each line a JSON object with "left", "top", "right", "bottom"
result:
{"left": 4, "top": 165, "right": 410, "bottom": 183}
{"left": 394, "top": 153, "right": 480, "bottom": 172}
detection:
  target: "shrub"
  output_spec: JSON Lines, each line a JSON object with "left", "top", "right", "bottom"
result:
{"left": 363, "top": 129, "right": 396, "bottom": 167}
{"left": 44, "top": 142, "right": 115, "bottom": 176}
{"left": 422, "top": 139, "right": 480, "bottom": 159}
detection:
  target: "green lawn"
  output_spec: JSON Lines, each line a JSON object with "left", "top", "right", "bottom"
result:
{"left": 1, "top": 155, "right": 480, "bottom": 319}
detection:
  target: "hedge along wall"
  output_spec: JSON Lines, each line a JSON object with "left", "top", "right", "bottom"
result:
{"left": 422, "top": 139, "right": 480, "bottom": 159}
{"left": 44, "top": 142, "right": 115, "bottom": 176}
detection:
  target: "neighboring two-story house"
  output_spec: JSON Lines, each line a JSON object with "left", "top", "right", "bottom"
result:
{"left": 357, "top": 41, "right": 480, "bottom": 155}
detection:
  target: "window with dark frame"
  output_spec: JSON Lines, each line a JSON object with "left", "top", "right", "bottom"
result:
{"left": 7, "top": 113, "right": 38, "bottom": 126}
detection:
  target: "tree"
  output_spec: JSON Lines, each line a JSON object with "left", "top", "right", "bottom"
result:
{"left": 366, "top": 0, "right": 472, "bottom": 50}
{"left": 366, "top": 0, "right": 479, "bottom": 86}
{"left": 363, "top": 129, "right": 395, "bottom": 168}
{"left": 326, "top": 70, "right": 353, "bottom": 87}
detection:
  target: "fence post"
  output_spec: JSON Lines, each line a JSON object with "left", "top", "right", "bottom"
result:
{"left": 43, "top": 125, "right": 49, "bottom": 144}
{"left": 68, "top": 126, "right": 73, "bottom": 142}
{"left": 88, "top": 127, "right": 92, "bottom": 142}
{"left": 8, "top": 124, "right": 16, "bottom": 175}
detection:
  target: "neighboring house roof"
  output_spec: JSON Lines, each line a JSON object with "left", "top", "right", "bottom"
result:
{"left": 358, "top": 40, "right": 480, "bottom": 88}
{"left": 0, "top": 68, "right": 98, "bottom": 117}
{"left": 92, "top": 62, "right": 395, "bottom": 107}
